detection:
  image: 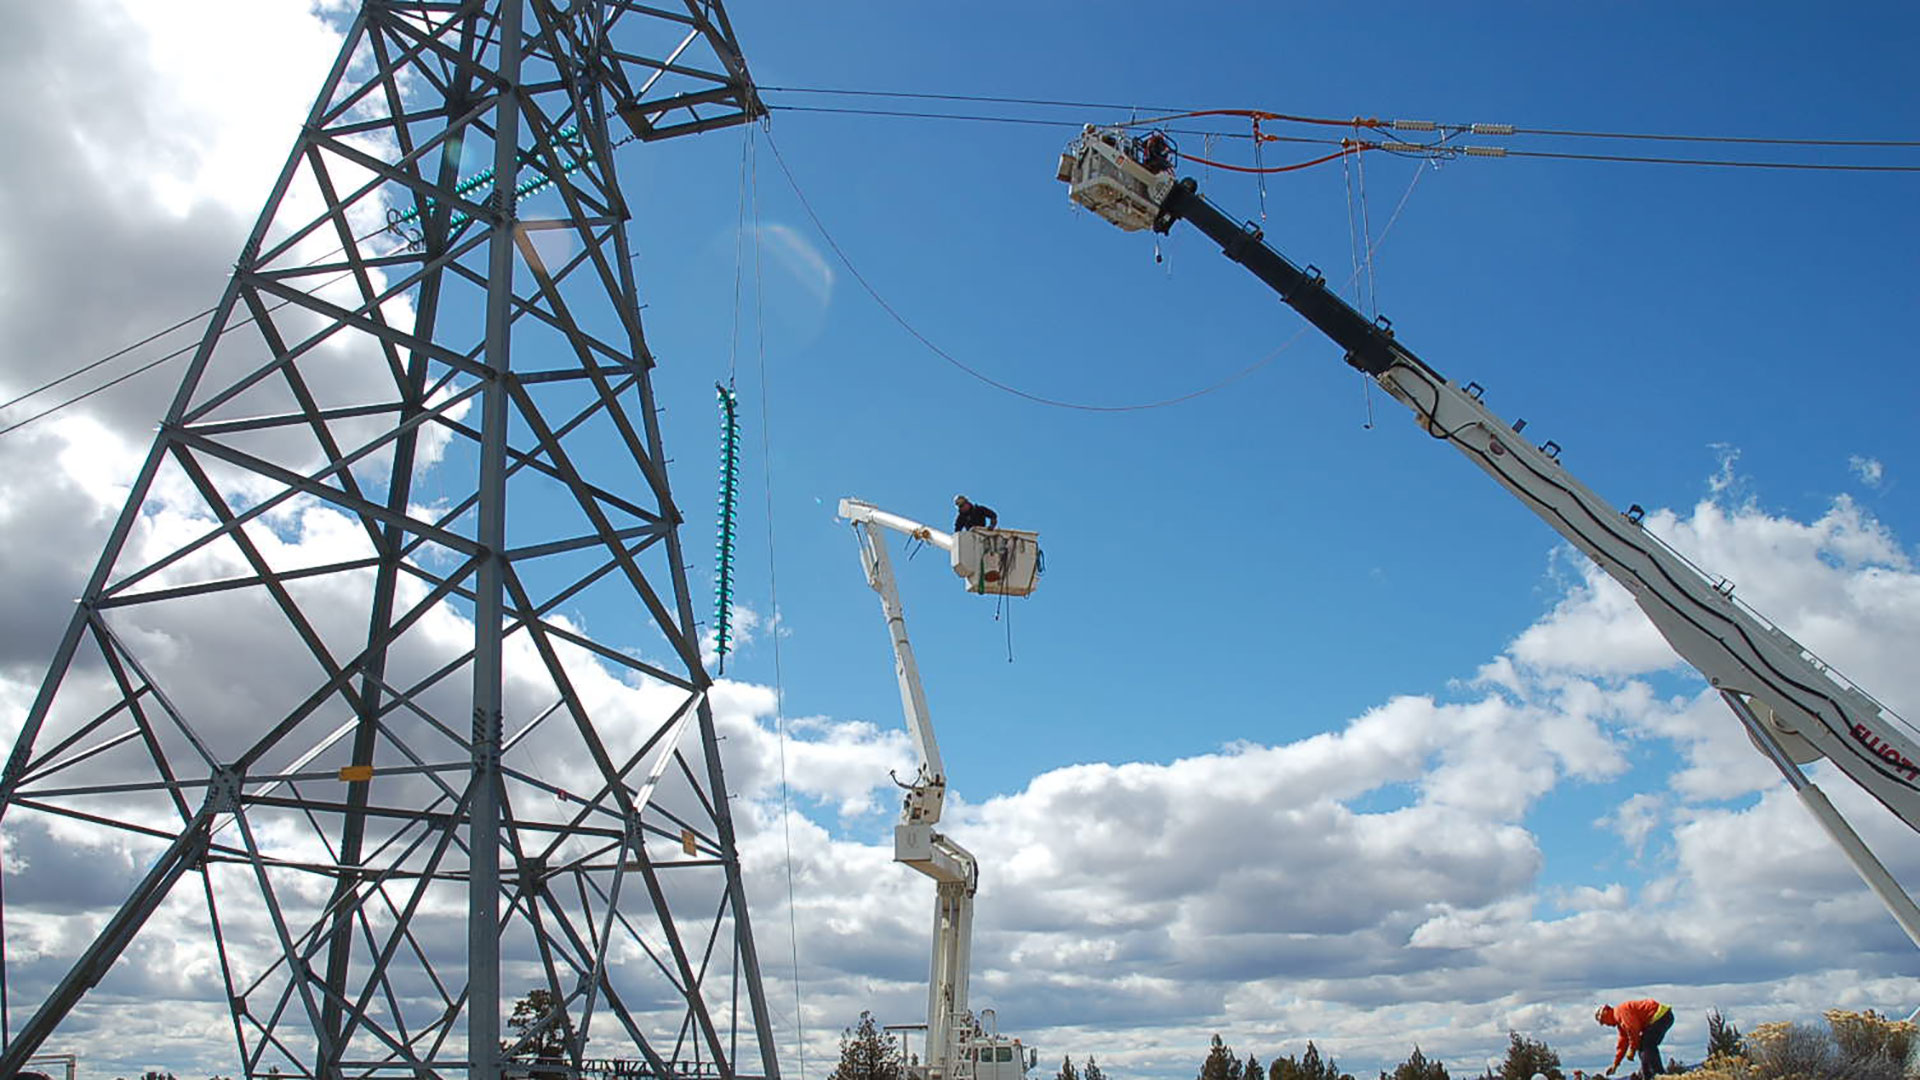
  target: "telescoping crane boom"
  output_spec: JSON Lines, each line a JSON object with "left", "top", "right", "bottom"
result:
{"left": 1057, "top": 126, "right": 1920, "bottom": 949}
{"left": 838, "top": 498, "right": 1041, "bottom": 1080}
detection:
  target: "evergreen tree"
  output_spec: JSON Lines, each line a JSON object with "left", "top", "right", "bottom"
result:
{"left": 1301, "top": 1045, "right": 1325, "bottom": 1080}
{"left": 1706, "top": 1009, "right": 1744, "bottom": 1060}
{"left": 1058, "top": 1056, "right": 1082, "bottom": 1080}
{"left": 1201, "top": 1034, "right": 1242, "bottom": 1080}
{"left": 504, "top": 987, "right": 576, "bottom": 1079}
{"left": 1497, "top": 1032, "right": 1561, "bottom": 1080}
{"left": 1381, "top": 1046, "right": 1449, "bottom": 1080}
{"left": 505, "top": 988, "right": 575, "bottom": 1057}
{"left": 1271, "top": 1052, "right": 1304, "bottom": 1080}
{"left": 1246, "top": 1053, "right": 1263, "bottom": 1080}
{"left": 1086, "top": 1056, "right": 1108, "bottom": 1080}
{"left": 1300, "top": 1042, "right": 1351, "bottom": 1080}
{"left": 830, "top": 1011, "right": 906, "bottom": 1080}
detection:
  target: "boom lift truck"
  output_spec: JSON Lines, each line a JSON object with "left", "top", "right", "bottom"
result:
{"left": 1057, "top": 126, "right": 1920, "bottom": 949}
{"left": 837, "top": 497, "right": 1042, "bottom": 1080}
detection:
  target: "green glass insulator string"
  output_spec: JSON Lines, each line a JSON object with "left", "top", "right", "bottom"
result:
{"left": 713, "top": 382, "right": 742, "bottom": 672}
{"left": 385, "top": 126, "right": 615, "bottom": 234}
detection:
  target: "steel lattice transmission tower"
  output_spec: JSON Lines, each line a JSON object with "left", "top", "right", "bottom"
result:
{"left": 0, "top": 3, "right": 779, "bottom": 1078}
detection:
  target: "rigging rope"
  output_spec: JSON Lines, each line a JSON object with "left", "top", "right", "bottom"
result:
{"left": 762, "top": 130, "right": 1314, "bottom": 412}
{"left": 762, "top": 125, "right": 1437, "bottom": 413}
{"left": 1344, "top": 125, "right": 1386, "bottom": 427}
{"left": 1356, "top": 127, "right": 1380, "bottom": 318}
{"left": 713, "top": 123, "right": 756, "bottom": 675}
{"left": 744, "top": 118, "right": 809, "bottom": 1080}
{"left": 1341, "top": 141, "right": 1366, "bottom": 314}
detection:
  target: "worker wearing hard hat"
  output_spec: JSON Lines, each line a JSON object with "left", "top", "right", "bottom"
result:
{"left": 1595, "top": 998, "right": 1674, "bottom": 1080}
{"left": 953, "top": 495, "right": 998, "bottom": 533}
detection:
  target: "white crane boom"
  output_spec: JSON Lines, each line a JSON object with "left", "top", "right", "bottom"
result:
{"left": 845, "top": 502, "right": 952, "bottom": 828}
{"left": 1058, "top": 126, "right": 1920, "bottom": 949}
{"left": 837, "top": 497, "right": 1035, "bottom": 1080}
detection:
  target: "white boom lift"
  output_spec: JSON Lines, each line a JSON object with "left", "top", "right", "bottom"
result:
{"left": 1058, "top": 125, "right": 1920, "bottom": 949}
{"left": 837, "top": 497, "right": 1041, "bottom": 1080}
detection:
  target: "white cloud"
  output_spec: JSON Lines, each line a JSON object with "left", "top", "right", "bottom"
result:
{"left": 12, "top": 384, "right": 1920, "bottom": 1080}
{"left": 725, "top": 490, "right": 1920, "bottom": 1080}
{"left": 1599, "top": 792, "right": 1665, "bottom": 856}
{"left": 759, "top": 223, "right": 837, "bottom": 306}
{"left": 1850, "top": 455, "right": 1885, "bottom": 489}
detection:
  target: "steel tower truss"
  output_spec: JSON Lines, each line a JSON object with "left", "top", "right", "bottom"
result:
{"left": 0, "top": 3, "right": 776, "bottom": 1078}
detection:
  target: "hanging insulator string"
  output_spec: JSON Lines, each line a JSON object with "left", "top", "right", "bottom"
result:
{"left": 713, "top": 382, "right": 742, "bottom": 673}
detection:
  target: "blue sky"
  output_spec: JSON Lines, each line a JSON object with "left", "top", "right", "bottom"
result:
{"left": 1, "top": 3, "right": 1918, "bottom": 1079}
{"left": 664, "top": 3, "right": 1920, "bottom": 796}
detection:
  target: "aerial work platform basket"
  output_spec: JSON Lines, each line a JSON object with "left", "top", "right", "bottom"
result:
{"left": 952, "top": 527, "right": 1041, "bottom": 597}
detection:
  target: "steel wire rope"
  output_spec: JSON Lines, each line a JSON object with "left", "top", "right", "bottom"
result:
{"left": 730, "top": 122, "right": 753, "bottom": 387}
{"left": 746, "top": 118, "right": 809, "bottom": 1080}
{"left": 1341, "top": 136, "right": 1371, "bottom": 427}
{"left": 1357, "top": 135, "right": 1380, "bottom": 317}
{"left": 710, "top": 124, "right": 760, "bottom": 677}
{"left": 1341, "top": 134, "right": 1375, "bottom": 317}
{"left": 761, "top": 130, "right": 1320, "bottom": 413}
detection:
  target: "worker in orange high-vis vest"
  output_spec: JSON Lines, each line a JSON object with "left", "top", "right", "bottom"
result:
{"left": 1595, "top": 999, "right": 1674, "bottom": 1080}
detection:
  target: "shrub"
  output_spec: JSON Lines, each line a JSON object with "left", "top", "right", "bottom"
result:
{"left": 1738, "top": 1011, "right": 1912, "bottom": 1080}
{"left": 1825, "top": 1009, "right": 1915, "bottom": 1072}
{"left": 1685, "top": 1052, "right": 1758, "bottom": 1080}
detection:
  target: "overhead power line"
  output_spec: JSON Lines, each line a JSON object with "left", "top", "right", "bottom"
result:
{"left": 759, "top": 85, "right": 1190, "bottom": 117}
{"left": 1504, "top": 148, "right": 1920, "bottom": 171}
{"left": 0, "top": 307, "right": 210, "bottom": 414}
{"left": 0, "top": 345, "right": 195, "bottom": 439}
{"left": 1, "top": 128, "right": 639, "bottom": 441}
{"left": 21, "top": 87, "right": 1915, "bottom": 438}
{"left": 767, "top": 104, "right": 1329, "bottom": 146}
{"left": 763, "top": 85, "right": 1920, "bottom": 149}
{"left": 765, "top": 100, "right": 1920, "bottom": 174}
{"left": 1511, "top": 125, "right": 1920, "bottom": 148}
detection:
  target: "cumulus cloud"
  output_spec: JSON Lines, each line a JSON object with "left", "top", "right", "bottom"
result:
{"left": 1850, "top": 455, "right": 1885, "bottom": 489}
{"left": 723, "top": 486, "right": 1920, "bottom": 1080}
